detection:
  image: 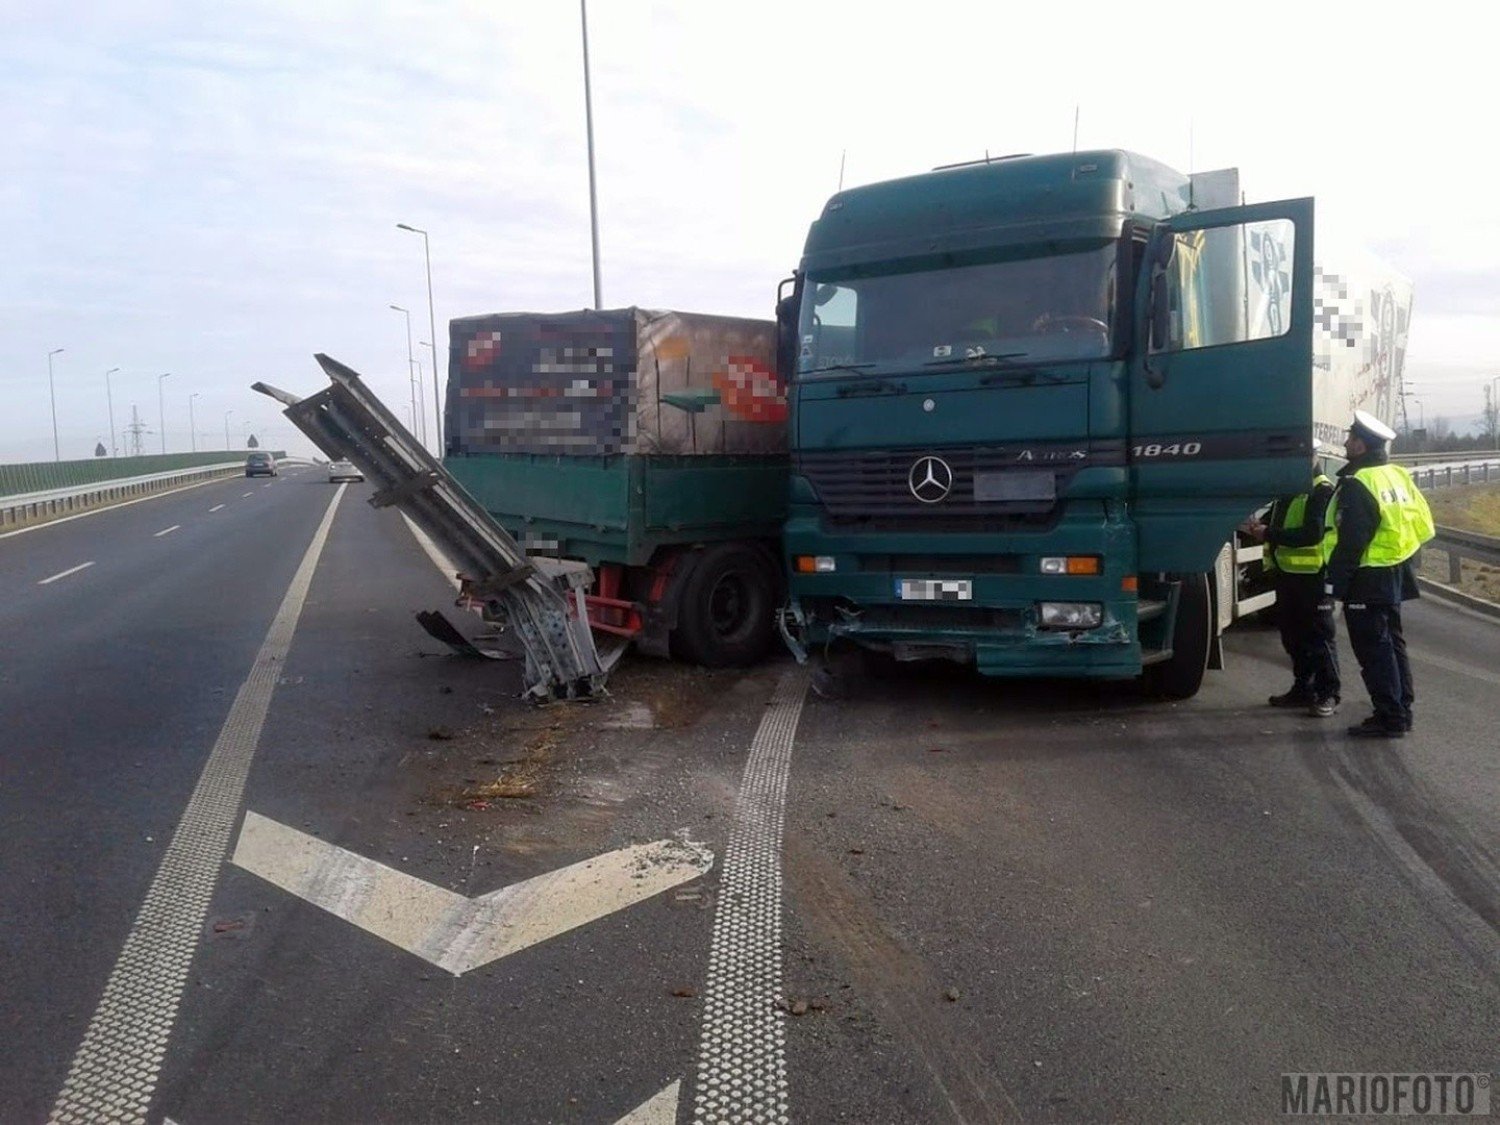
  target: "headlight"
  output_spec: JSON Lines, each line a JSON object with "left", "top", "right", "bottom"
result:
{"left": 1038, "top": 601, "right": 1103, "bottom": 629}
{"left": 1040, "top": 556, "right": 1102, "bottom": 575}
{"left": 795, "top": 555, "right": 837, "bottom": 574}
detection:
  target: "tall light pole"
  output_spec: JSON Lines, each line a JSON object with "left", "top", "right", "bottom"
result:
{"left": 411, "top": 358, "right": 427, "bottom": 444}
{"left": 224, "top": 409, "right": 234, "bottom": 451}
{"left": 396, "top": 222, "right": 443, "bottom": 452}
{"left": 105, "top": 366, "right": 119, "bottom": 457}
{"left": 48, "top": 348, "right": 65, "bottom": 461}
{"left": 188, "top": 393, "right": 200, "bottom": 452}
{"left": 157, "top": 373, "right": 171, "bottom": 454}
{"left": 578, "top": 0, "right": 603, "bottom": 311}
{"left": 389, "top": 304, "right": 421, "bottom": 442}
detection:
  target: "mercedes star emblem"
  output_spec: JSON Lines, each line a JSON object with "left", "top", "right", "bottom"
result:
{"left": 908, "top": 455, "right": 954, "bottom": 504}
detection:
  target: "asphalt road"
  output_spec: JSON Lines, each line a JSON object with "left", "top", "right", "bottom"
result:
{"left": 2, "top": 474, "right": 1497, "bottom": 1124}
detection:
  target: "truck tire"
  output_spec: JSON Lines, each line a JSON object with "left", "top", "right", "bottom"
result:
{"left": 671, "top": 542, "right": 778, "bottom": 668}
{"left": 1144, "top": 572, "right": 1211, "bottom": 700}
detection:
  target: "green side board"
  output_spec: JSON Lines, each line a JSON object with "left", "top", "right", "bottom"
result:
{"left": 444, "top": 453, "right": 789, "bottom": 567}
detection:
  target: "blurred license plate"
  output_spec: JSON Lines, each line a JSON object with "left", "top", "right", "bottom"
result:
{"left": 896, "top": 578, "right": 972, "bottom": 601}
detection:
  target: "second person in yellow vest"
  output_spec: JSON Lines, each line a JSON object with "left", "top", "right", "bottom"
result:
{"left": 1262, "top": 449, "right": 1341, "bottom": 716}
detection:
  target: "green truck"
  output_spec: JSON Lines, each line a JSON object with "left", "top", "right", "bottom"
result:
{"left": 445, "top": 149, "right": 1409, "bottom": 700}
{"left": 443, "top": 307, "right": 791, "bottom": 669}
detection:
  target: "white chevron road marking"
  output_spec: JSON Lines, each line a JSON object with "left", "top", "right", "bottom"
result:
{"left": 231, "top": 811, "right": 713, "bottom": 975}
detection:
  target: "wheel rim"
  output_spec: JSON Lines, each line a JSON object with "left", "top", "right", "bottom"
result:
{"left": 708, "top": 569, "right": 752, "bottom": 639}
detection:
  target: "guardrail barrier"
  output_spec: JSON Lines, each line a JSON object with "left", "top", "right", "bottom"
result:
{"left": 0, "top": 452, "right": 287, "bottom": 532}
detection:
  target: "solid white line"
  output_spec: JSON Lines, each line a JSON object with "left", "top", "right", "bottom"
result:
{"left": 400, "top": 511, "right": 462, "bottom": 592}
{"left": 1410, "top": 646, "right": 1500, "bottom": 689}
{"left": 616, "top": 1081, "right": 681, "bottom": 1125}
{"left": 153, "top": 525, "right": 180, "bottom": 538}
{"left": 48, "top": 484, "right": 347, "bottom": 1125}
{"left": 0, "top": 475, "right": 231, "bottom": 541}
{"left": 692, "top": 669, "right": 809, "bottom": 1124}
{"left": 232, "top": 813, "right": 713, "bottom": 975}
{"left": 37, "top": 561, "right": 96, "bottom": 585}
{"left": 209, "top": 503, "right": 226, "bottom": 512}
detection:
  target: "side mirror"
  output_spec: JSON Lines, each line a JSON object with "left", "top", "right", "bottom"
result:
{"left": 813, "top": 283, "right": 839, "bottom": 307}
{"left": 775, "top": 284, "right": 799, "bottom": 382}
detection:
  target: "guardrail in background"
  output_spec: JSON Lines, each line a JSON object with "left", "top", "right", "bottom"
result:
{"left": 0, "top": 451, "right": 286, "bottom": 499}
{"left": 0, "top": 452, "right": 288, "bottom": 533}
{"left": 1430, "top": 524, "right": 1500, "bottom": 585}
{"left": 1409, "top": 459, "right": 1500, "bottom": 491}
{"left": 1395, "top": 449, "right": 1500, "bottom": 465}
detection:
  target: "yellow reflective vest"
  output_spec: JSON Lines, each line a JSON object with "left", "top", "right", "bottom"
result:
{"left": 1327, "top": 463, "right": 1434, "bottom": 566}
{"left": 1269, "top": 474, "right": 1336, "bottom": 574}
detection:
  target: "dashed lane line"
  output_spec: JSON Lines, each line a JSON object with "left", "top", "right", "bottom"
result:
{"left": 209, "top": 503, "right": 226, "bottom": 512}
{"left": 48, "top": 484, "right": 347, "bottom": 1125}
{"left": 241, "top": 491, "right": 253, "bottom": 498}
{"left": 37, "top": 561, "right": 95, "bottom": 585}
{"left": 692, "top": 668, "right": 810, "bottom": 1125}
{"left": 0, "top": 475, "right": 235, "bottom": 541}
{"left": 153, "top": 525, "right": 180, "bottom": 538}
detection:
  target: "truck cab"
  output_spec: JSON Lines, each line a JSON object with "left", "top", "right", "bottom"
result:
{"left": 782, "top": 150, "right": 1316, "bottom": 697}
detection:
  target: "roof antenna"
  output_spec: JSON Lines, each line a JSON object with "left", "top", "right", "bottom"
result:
{"left": 838, "top": 148, "right": 846, "bottom": 191}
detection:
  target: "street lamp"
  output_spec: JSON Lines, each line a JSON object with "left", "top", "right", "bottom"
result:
{"left": 412, "top": 358, "right": 426, "bottom": 444}
{"left": 576, "top": 0, "right": 603, "bottom": 311}
{"left": 47, "top": 348, "right": 65, "bottom": 461}
{"left": 189, "top": 393, "right": 200, "bottom": 453}
{"left": 389, "top": 304, "right": 422, "bottom": 444}
{"left": 396, "top": 222, "right": 443, "bottom": 452}
{"left": 224, "top": 409, "right": 234, "bottom": 451}
{"left": 157, "top": 373, "right": 171, "bottom": 454}
{"left": 105, "top": 367, "right": 120, "bottom": 457}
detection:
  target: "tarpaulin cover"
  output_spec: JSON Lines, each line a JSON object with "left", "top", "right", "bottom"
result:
{"left": 447, "top": 308, "right": 783, "bottom": 457}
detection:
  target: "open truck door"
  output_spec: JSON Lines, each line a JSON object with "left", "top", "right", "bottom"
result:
{"left": 1129, "top": 197, "right": 1315, "bottom": 574}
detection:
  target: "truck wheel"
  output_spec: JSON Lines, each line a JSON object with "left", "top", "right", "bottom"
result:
{"left": 1144, "top": 573, "right": 1211, "bottom": 700}
{"left": 672, "top": 542, "right": 777, "bottom": 668}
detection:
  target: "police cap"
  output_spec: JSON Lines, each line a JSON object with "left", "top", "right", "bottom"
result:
{"left": 1349, "top": 409, "right": 1396, "bottom": 446}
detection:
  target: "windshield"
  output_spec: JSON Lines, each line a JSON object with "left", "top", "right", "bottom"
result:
{"left": 797, "top": 244, "right": 1117, "bottom": 376}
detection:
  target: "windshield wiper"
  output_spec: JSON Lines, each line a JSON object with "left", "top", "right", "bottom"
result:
{"left": 802, "top": 362, "right": 877, "bottom": 375}
{"left": 920, "top": 351, "right": 1029, "bottom": 371}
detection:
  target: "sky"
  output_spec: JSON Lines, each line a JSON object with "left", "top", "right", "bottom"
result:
{"left": 4, "top": 0, "right": 1498, "bottom": 464}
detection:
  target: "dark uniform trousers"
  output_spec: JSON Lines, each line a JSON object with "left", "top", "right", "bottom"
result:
{"left": 1343, "top": 602, "right": 1414, "bottom": 729}
{"left": 1274, "top": 571, "right": 1340, "bottom": 700}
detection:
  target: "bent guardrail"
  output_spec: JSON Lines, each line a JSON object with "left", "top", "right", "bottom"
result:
{"left": 255, "top": 358, "right": 608, "bottom": 701}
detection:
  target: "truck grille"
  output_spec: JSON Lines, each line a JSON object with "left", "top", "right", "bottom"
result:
{"left": 796, "top": 442, "right": 1121, "bottom": 518}
{"left": 855, "top": 605, "right": 1026, "bottom": 631}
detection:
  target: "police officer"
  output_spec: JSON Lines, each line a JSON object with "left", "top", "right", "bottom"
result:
{"left": 1261, "top": 448, "right": 1340, "bottom": 716}
{"left": 1324, "top": 410, "right": 1435, "bottom": 738}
